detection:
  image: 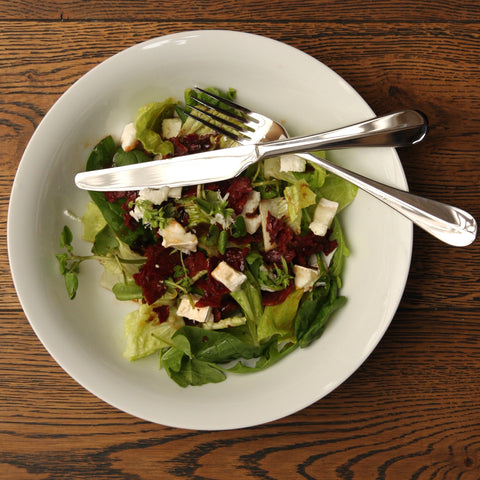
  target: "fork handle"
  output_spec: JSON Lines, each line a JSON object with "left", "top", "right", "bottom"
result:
{"left": 293, "top": 152, "right": 477, "bottom": 247}
{"left": 258, "top": 110, "right": 429, "bottom": 152}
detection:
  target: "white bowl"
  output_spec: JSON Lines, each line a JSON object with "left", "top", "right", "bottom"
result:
{"left": 7, "top": 30, "right": 412, "bottom": 430}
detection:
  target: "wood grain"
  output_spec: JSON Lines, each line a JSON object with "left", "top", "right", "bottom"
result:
{"left": 1, "top": 1, "right": 479, "bottom": 479}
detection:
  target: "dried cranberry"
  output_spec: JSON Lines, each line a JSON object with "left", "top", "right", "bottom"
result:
{"left": 153, "top": 305, "right": 170, "bottom": 323}
{"left": 195, "top": 262, "right": 230, "bottom": 308}
{"left": 226, "top": 177, "right": 253, "bottom": 214}
{"left": 169, "top": 133, "right": 214, "bottom": 157}
{"left": 293, "top": 230, "right": 337, "bottom": 265}
{"left": 262, "top": 282, "right": 294, "bottom": 306}
{"left": 264, "top": 248, "right": 296, "bottom": 265}
{"left": 266, "top": 213, "right": 295, "bottom": 249}
{"left": 133, "top": 244, "right": 181, "bottom": 304}
{"left": 223, "top": 247, "right": 249, "bottom": 272}
{"left": 104, "top": 190, "right": 137, "bottom": 205}
{"left": 184, "top": 251, "right": 208, "bottom": 277}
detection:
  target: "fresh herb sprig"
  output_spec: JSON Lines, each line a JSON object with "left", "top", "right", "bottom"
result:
{"left": 56, "top": 225, "right": 145, "bottom": 300}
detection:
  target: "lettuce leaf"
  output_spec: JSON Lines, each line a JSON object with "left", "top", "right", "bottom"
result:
{"left": 81, "top": 201, "right": 107, "bottom": 242}
{"left": 257, "top": 288, "right": 304, "bottom": 342}
{"left": 124, "top": 304, "right": 177, "bottom": 361}
{"left": 134, "top": 99, "right": 177, "bottom": 156}
{"left": 316, "top": 172, "right": 358, "bottom": 212}
{"left": 284, "top": 180, "right": 316, "bottom": 223}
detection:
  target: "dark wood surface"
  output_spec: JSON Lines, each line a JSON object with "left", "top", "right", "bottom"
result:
{"left": 1, "top": 1, "right": 479, "bottom": 478}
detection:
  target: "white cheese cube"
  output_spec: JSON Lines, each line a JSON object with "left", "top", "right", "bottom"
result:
{"left": 129, "top": 204, "right": 145, "bottom": 222}
{"left": 243, "top": 214, "right": 262, "bottom": 234}
{"left": 120, "top": 122, "right": 139, "bottom": 152}
{"left": 294, "top": 264, "right": 320, "bottom": 291}
{"left": 177, "top": 295, "right": 212, "bottom": 323}
{"left": 211, "top": 261, "right": 247, "bottom": 292}
{"left": 162, "top": 117, "right": 182, "bottom": 139}
{"left": 242, "top": 190, "right": 261, "bottom": 214}
{"left": 309, "top": 198, "right": 339, "bottom": 236}
{"left": 280, "top": 154, "right": 306, "bottom": 172}
{"left": 138, "top": 187, "right": 170, "bottom": 206}
{"left": 160, "top": 220, "right": 198, "bottom": 254}
{"left": 168, "top": 187, "right": 183, "bottom": 199}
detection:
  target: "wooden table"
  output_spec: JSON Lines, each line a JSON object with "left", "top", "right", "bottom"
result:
{"left": 1, "top": 1, "right": 479, "bottom": 478}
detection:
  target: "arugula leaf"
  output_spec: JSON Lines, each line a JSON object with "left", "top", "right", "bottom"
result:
{"left": 296, "top": 295, "right": 346, "bottom": 348}
{"left": 328, "top": 217, "right": 350, "bottom": 279}
{"left": 226, "top": 340, "right": 297, "bottom": 374}
{"left": 164, "top": 356, "right": 226, "bottom": 387}
{"left": 174, "top": 326, "right": 267, "bottom": 363}
{"left": 294, "top": 277, "right": 347, "bottom": 348}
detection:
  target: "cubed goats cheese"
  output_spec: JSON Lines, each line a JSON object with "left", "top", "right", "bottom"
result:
{"left": 211, "top": 261, "right": 247, "bottom": 292}
{"left": 293, "top": 264, "right": 320, "bottom": 291}
{"left": 241, "top": 190, "right": 261, "bottom": 214}
{"left": 309, "top": 198, "right": 339, "bottom": 236}
{"left": 138, "top": 187, "right": 170, "bottom": 205}
{"left": 243, "top": 215, "right": 262, "bottom": 235}
{"left": 177, "top": 295, "right": 213, "bottom": 323}
{"left": 240, "top": 190, "right": 262, "bottom": 234}
{"left": 160, "top": 219, "right": 198, "bottom": 254}
{"left": 120, "top": 122, "right": 139, "bottom": 152}
{"left": 280, "top": 154, "right": 306, "bottom": 172}
{"left": 162, "top": 117, "right": 182, "bottom": 139}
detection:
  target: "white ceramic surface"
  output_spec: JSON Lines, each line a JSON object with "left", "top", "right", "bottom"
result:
{"left": 7, "top": 30, "right": 412, "bottom": 430}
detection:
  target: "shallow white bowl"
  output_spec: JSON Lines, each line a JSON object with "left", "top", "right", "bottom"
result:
{"left": 8, "top": 30, "right": 412, "bottom": 430}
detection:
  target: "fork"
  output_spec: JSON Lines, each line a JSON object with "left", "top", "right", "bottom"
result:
{"left": 184, "top": 87, "right": 477, "bottom": 247}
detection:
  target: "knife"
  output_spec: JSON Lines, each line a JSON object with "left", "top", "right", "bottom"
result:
{"left": 75, "top": 144, "right": 260, "bottom": 191}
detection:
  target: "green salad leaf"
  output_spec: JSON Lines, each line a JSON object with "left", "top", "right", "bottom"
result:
{"left": 134, "top": 99, "right": 177, "bottom": 156}
{"left": 85, "top": 136, "right": 156, "bottom": 248}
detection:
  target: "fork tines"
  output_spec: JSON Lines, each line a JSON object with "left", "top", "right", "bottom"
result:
{"left": 182, "top": 87, "right": 258, "bottom": 143}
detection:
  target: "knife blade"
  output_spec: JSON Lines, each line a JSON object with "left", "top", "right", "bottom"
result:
{"left": 75, "top": 144, "right": 260, "bottom": 191}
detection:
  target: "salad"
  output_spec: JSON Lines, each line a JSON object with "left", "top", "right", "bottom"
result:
{"left": 57, "top": 87, "right": 357, "bottom": 387}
